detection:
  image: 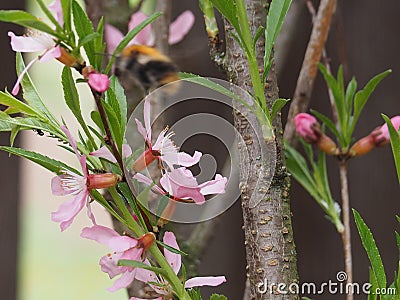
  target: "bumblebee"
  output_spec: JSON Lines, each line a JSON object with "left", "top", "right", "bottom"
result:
{"left": 114, "top": 45, "right": 180, "bottom": 94}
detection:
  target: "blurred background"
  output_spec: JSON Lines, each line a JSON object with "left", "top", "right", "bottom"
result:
{"left": 0, "top": 0, "right": 399, "bottom": 299}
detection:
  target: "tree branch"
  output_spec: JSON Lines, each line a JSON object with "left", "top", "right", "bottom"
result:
{"left": 284, "top": 0, "right": 337, "bottom": 146}
{"left": 224, "top": 1, "right": 299, "bottom": 298}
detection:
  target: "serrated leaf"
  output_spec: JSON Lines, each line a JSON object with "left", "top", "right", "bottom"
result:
{"left": 102, "top": 99, "right": 123, "bottom": 151}
{"left": 271, "top": 98, "right": 290, "bottom": 119}
{"left": 109, "top": 76, "right": 127, "bottom": 135}
{"left": 105, "top": 12, "right": 161, "bottom": 73}
{"left": 76, "top": 32, "right": 100, "bottom": 48}
{"left": 368, "top": 269, "right": 378, "bottom": 300}
{"left": 118, "top": 182, "right": 147, "bottom": 228}
{"left": 0, "top": 146, "right": 79, "bottom": 175}
{"left": 90, "top": 110, "right": 105, "bottom": 133}
{"left": 311, "top": 109, "right": 341, "bottom": 141}
{"left": 94, "top": 17, "right": 105, "bottom": 70}
{"left": 382, "top": 114, "right": 400, "bottom": 184}
{"left": 72, "top": 0, "right": 95, "bottom": 66}
{"left": 353, "top": 209, "right": 386, "bottom": 291}
{"left": 253, "top": 26, "right": 264, "bottom": 49}
{"left": 345, "top": 77, "right": 357, "bottom": 114}
{"left": 0, "top": 91, "right": 39, "bottom": 116}
{"left": 10, "top": 125, "right": 21, "bottom": 146}
{"left": 264, "top": 0, "right": 292, "bottom": 80}
{"left": 61, "top": 0, "right": 72, "bottom": 33}
{"left": 210, "top": 0, "right": 241, "bottom": 37}
{"left": 36, "top": 0, "right": 63, "bottom": 31}
{"left": 0, "top": 10, "right": 62, "bottom": 39}
{"left": 157, "top": 240, "right": 187, "bottom": 256}
{"left": 187, "top": 288, "right": 203, "bottom": 300}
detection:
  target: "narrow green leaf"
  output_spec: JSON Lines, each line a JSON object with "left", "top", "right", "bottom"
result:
{"left": 10, "top": 125, "right": 21, "bottom": 146}
{"left": 210, "top": 0, "right": 240, "bottom": 37}
{"left": 94, "top": 17, "right": 105, "bottom": 70}
{"left": 118, "top": 182, "right": 147, "bottom": 229}
{"left": 187, "top": 288, "right": 203, "bottom": 300}
{"left": 0, "top": 146, "right": 79, "bottom": 175}
{"left": 90, "top": 111, "right": 105, "bottom": 133}
{"left": 105, "top": 12, "right": 161, "bottom": 73}
{"left": 117, "top": 259, "right": 164, "bottom": 274}
{"left": 0, "top": 91, "right": 39, "bottom": 116}
{"left": 353, "top": 209, "right": 387, "bottom": 291}
{"left": 352, "top": 70, "right": 391, "bottom": 133}
{"left": 311, "top": 109, "right": 341, "bottom": 140}
{"left": 210, "top": 294, "right": 228, "bottom": 300}
{"left": 252, "top": 26, "right": 264, "bottom": 49}
{"left": 72, "top": 0, "right": 95, "bottom": 65}
{"left": 157, "top": 240, "right": 187, "bottom": 256}
{"left": 90, "top": 189, "right": 124, "bottom": 223}
{"left": 102, "top": 100, "right": 123, "bottom": 151}
{"left": 109, "top": 76, "right": 127, "bottom": 135}
{"left": 264, "top": 0, "right": 292, "bottom": 80}
{"left": 382, "top": 114, "right": 400, "bottom": 184}
{"left": 76, "top": 32, "right": 100, "bottom": 48}
{"left": 61, "top": 0, "right": 72, "bottom": 33}
{"left": 345, "top": 77, "right": 357, "bottom": 114}
{"left": 271, "top": 98, "right": 290, "bottom": 119}
{"left": 368, "top": 268, "right": 378, "bottom": 300}
{"left": 0, "top": 10, "right": 62, "bottom": 39}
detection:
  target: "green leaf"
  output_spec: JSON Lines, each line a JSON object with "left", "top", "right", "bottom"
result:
{"left": 118, "top": 182, "right": 147, "bottom": 228}
{"left": 94, "top": 17, "right": 105, "bottom": 70}
{"left": 271, "top": 98, "right": 290, "bottom": 119}
{"left": 109, "top": 76, "right": 127, "bottom": 135}
{"left": 102, "top": 99, "right": 123, "bottom": 151}
{"left": 61, "top": 0, "right": 72, "bottom": 33}
{"left": 105, "top": 12, "right": 161, "bottom": 73}
{"left": 352, "top": 70, "right": 391, "bottom": 133}
{"left": 90, "top": 110, "right": 105, "bottom": 133}
{"left": 0, "top": 10, "right": 62, "bottom": 39}
{"left": 353, "top": 209, "right": 387, "bottom": 291}
{"left": 90, "top": 189, "right": 124, "bottom": 223}
{"left": 61, "top": 67, "right": 95, "bottom": 151}
{"left": 252, "top": 26, "right": 264, "bottom": 49}
{"left": 210, "top": 294, "right": 228, "bottom": 300}
{"left": 72, "top": 0, "right": 95, "bottom": 66}
{"left": 76, "top": 32, "right": 100, "bottom": 48}
{"left": 345, "top": 77, "right": 357, "bottom": 114}
{"left": 157, "top": 240, "right": 187, "bottom": 256}
{"left": 117, "top": 259, "right": 164, "bottom": 274}
{"left": 0, "top": 91, "right": 39, "bottom": 117}
{"left": 0, "top": 146, "right": 79, "bottom": 175}
{"left": 210, "top": 0, "right": 241, "bottom": 38}
{"left": 368, "top": 268, "right": 378, "bottom": 300}
{"left": 311, "top": 109, "right": 341, "bottom": 140}
{"left": 187, "top": 288, "right": 203, "bottom": 300}
{"left": 16, "top": 53, "right": 59, "bottom": 126}
{"left": 382, "top": 114, "right": 400, "bottom": 184}
{"left": 264, "top": 0, "right": 292, "bottom": 80}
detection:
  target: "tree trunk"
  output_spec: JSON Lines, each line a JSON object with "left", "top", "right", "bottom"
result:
{"left": 224, "top": 1, "right": 299, "bottom": 299}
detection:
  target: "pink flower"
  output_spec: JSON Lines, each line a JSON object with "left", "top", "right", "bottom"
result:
{"left": 52, "top": 126, "right": 119, "bottom": 231}
{"left": 134, "top": 167, "right": 227, "bottom": 205}
{"left": 132, "top": 232, "right": 226, "bottom": 299}
{"left": 90, "top": 144, "right": 133, "bottom": 163}
{"left": 8, "top": 31, "right": 61, "bottom": 95}
{"left": 48, "top": 0, "right": 64, "bottom": 26}
{"left": 133, "top": 97, "right": 202, "bottom": 171}
{"left": 105, "top": 10, "right": 195, "bottom": 53}
{"left": 350, "top": 115, "right": 400, "bottom": 157}
{"left": 88, "top": 73, "right": 110, "bottom": 92}
{"left": 372, "top": 115, "right": 400, "bottom": 146}
{"left": 294, "top": 113, "right": 319, "bottom": 142}
{"left": 81, "top": 225, "right": 155, "bottom": 292}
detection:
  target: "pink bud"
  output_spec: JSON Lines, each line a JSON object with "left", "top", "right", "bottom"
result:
{"left": 372, "top": 116, "right": 400, "bottom": 146}
{"left": 88, "top": 73, "right": 110, "bottom": 93}
{"left": 294, "top": 113, "right": 320, "bottom": 143}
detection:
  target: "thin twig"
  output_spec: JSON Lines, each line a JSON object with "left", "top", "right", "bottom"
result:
{"left": 339, "top": 161, "right": 353, "bottom": 300}
{"left": 154, "top": 0, "right": 172, "bottom": 54}
{"left": 304, "top": 0, "right": 338, "bottom": 125}
{"left": 284, "top": 0, "right": 337, "bottom": 146}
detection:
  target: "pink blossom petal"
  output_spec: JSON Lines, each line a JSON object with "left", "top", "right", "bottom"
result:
{"left": 61, "top": 126, "right": 80, "bottom": 158}
{"left": 85, "top": 200, "right": 96, "bottom": 225}
{"left": 163, "top": 231, "right": 181, "bottom": 274}
{"left": 133, "top": 173, "right": 165, "bottom": 195}
{"left": 168, "top": 11, "right": 195, "bottom": 45}
{"left": 199, "top": 174, "right": 227, "bottom": 195}
{"left": 135, "top": 262, "right": 166, "bottom": 295}
{"left": 39, "top": 45, "right": 61, "bottom": 62}
{"left": 162, "top": 150, "right": 202, "bottom": 168}
{"left": 81, "top": 225, "right": 119, "bottom": 245}
{"left": 100, "top": 252, "right": 123, "bottom": 278}
{"left": 48, "top": 0, "right": 64, "bottom": 26}
{"left": 51, "top": 175, "right": 75, "bottom": 196}
{"left": 128, "top": 12, "right": 152, "bottom": 45}
{"left": 174, "top": 187, "right": 205, "bottom": 204}
{"left": 108, "top": 236, "right": 138, "bottom": 252}
{"left": 119, "top": 247, "right": 143, "bottom": 261}
{"left": 135, "top": 118, "right": 148, "bottom": 141}
{"left": 105, "top": 24, "right": 124, "bottom": 54}
{"left": 11, "top": 56, "right": 38, "bottom": 95}
{"left": 51, "top": 189, "right": 88, "bottom": 231}
{"left": 143, "top": 98, "right": 151, "bottom": 141}
{"left": 123, "top": 144, "right": 133, "bottom": 158}
{"left": 88, "top": 73, "right": 110, "bottom": 92}
{"left": 185, "top": 276, "right": 226, "bottom": 288}
{"left": 130, "top": 297, "right": 162, "bottom": 300}
{"left": 107, "top": 269, "right": 136, "bottom": 292}
{"left": 374, "top": 116, "right": 400, "bottom": 144}
{"left": 90, "top": 146, "right": 116, "bottom": 163}
{"left": 8, "top": 31, "right": 49, "bottom": 52}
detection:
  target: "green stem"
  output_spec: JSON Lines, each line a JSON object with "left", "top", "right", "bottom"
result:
{"left": 236, "top": 0, "right": 269, "bottom": 118}
{"left": 108, "top": 187, "right": 192, "bottom": 300}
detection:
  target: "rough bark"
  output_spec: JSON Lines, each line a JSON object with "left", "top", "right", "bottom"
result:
{"left": 224, "top": 1, "right": 299, "bottom": 299}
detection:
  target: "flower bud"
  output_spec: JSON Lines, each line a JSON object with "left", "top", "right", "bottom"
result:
{"left": 294, "top": 113, "right": 338, "bottom": 155}
{"left": 131, "top": 148, "right": 158, "bottom": 172}
{"left": 350, "top": 116, "right": 400, "bottom": 157}
{"left": 83, "top": 66, "right": 110, "bottom": 93}
{"left": 294, "top": 113, "right": 320, "bottom": 143}
{"left": 87, "top": 173, "right": 121, "bottom": 189}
